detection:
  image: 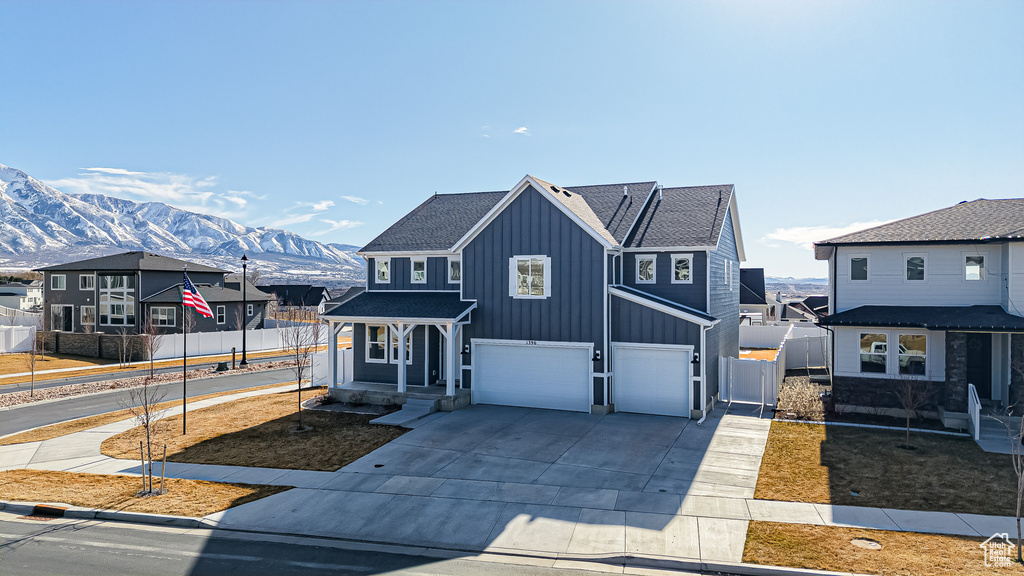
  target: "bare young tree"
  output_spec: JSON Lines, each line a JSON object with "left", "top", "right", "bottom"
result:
{"left": 247, "top": 265, "right": 261, "bottom": 287}
{"left": 889, "top": 375, "right": 931, "bottom": 446}
{"left": 119, "top": 378, "right": 169, "bottom": 495}
{"left": 141, "top": 314, "right": 166, "bottom": 378}
{"left": 279, "top": 306, "right": 323, "bottom": 430}
{"left": 116, "top": 327, "right": 136, "bottom": 369}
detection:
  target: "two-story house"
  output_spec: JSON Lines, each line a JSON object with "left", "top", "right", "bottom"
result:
{"left": 37, "top": 251, "right": 270, "bottom": 334}
{"left": 0, "top": 280, "right": 43, "bottom": 312}
{"left": 322, "top": 175, "right": 744, "bottom": 419}
{"left": 814, "top": 198, "right": 1024, "bottom": 427}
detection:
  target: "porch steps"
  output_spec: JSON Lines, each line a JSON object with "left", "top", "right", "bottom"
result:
{"left": 370, "top": 398, "right": 438, "bottom": 428}
{"left": 975, "top": 416, "right": 1019, "bottom": 454}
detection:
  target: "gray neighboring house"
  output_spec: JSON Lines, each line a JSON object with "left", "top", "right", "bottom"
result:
{"left": 323, "top": 175, "right": 745, "bottom": 419}
{"left": 36, "top": 251, "right": 268, "bottom": 334}
{"left": 0, "top": 280, "right": 43, "bottom": 312}
{"left": 814, "top": 198, "right": 1024, "bottom": 427}
{"left": 258, "top": 284, "right": 333, "bottom": 313}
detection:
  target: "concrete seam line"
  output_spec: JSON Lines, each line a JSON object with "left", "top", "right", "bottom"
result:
{"left": 703, "top": 560, "right": 864, "bottom": 576}
{"left": 775, "top": 419, "right": 970, "bottom": 437}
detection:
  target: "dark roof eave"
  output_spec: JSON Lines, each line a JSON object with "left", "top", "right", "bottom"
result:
{"left": 816, "top": 237, "right": 1024, "bottom": 248}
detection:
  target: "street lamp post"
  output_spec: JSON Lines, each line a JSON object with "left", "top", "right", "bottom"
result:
{"left": 240, "top": 254, "right": 248, "bottom": 367}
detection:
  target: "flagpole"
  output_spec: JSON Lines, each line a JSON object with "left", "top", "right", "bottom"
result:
{"left": 182, "top": 265, "right": 188, "bottom": 435}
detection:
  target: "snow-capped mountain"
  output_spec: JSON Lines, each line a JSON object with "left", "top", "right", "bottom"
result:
{"left": 0, "top": 163, "right": 365, "bottom": 283}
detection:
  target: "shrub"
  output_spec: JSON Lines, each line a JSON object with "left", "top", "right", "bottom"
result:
{"left": 778, "top": 381, "right": 825, "bottom": 421}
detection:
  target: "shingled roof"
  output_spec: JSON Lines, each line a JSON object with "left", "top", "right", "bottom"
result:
{"left": 564, "top": 181, "right": 656, "bottom": 243}
{"left": 361, "top": 191, "right": 506, "bottom": 252}
{"left": 141, "top": 283, "right": 272, "bottom": 304}
{"left": 36, "top": 251, "right": 226, "bottom": 274}
{"left": 817, "top": 198, "right": 1024, "bottom": 246}
{"left": 625, "top": 185, "right": 734, "bottom": 249}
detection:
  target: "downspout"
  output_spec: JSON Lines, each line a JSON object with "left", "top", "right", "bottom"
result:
{"left": 603, "top": 250, "right": 610, "bottom": 408}
{"left": 697, "top": 325, "right": 708, "bottom": 424}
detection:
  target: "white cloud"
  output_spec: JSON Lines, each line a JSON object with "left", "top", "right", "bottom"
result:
{"left": 311, "top": 200, "right": 334, "bottom": 211}
{"left": 513, "top": 126, "right": 530, "bottom": 135}
{"left": 311, "top": 219, "right": 364, "bottom": 236}
{"left": 341, "top": 195, "right": 368, "bottom": 206}
{"left": 82, "top": 167, "right": 146, "bottom": 176}
{"left": 760, "top": 220, "right": 895, "bottom": 250}
{"left": 270, "top": 212, "right": 318, "bottom": 228}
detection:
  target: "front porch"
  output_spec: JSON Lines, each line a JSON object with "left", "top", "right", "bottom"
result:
{"left": 329, "top": 380, "right": 472, "bottom": 412}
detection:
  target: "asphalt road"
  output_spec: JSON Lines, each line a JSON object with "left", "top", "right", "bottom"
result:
{"left": 0, "top": 514, "right": 647, "bottom": 576}
{"left": 0, "top": 367, "right": 299, "bottom": 437}
{"left": 0, "top": 353, "right": 295, "bottom": 395}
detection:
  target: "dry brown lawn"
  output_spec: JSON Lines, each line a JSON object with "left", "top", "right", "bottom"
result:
{"left": 0, "top": 469, "right": 289, "bottom": 517}
{"left": 0, "top": 352, "right": 115, "bottom": 376}
{"left": 101, "top": 387, "right": 404, "bottom": 471}
{"left": 0, "top": 382, "right": 291, "bottom": 446}
{"left": 744, "top": 521, "right": 1019, "bottom": 576}
{"left": 755, "top": 421, "right": 1016, "bottom": 516}
{"left": 739, "top": 348, "right": 778, "bottom": 361}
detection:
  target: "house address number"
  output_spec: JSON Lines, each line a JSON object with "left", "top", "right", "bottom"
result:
{"left": 526, "top": 340, "right": 537, "bottom": 345}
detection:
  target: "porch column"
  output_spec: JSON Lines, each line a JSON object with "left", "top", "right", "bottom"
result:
{"left": 326, "top": 321, "right": 338, "bottom": 389}
{"left": 445, "top": 321, "right": 456, "bottom": 396}
{"left": 397, "top": 322, "right": 407, "bottom": 394}
{"left": 453, "top": 323, "right": 463, "bottom": 389}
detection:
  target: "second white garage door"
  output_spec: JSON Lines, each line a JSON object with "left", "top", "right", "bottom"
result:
{"left": 472, "top": 340, "right": 591, "bottom": 412}
{"left": 612, "top": 344, "right": 692, "bottom": 418}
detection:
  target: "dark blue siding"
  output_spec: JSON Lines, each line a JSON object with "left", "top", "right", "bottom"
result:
{"left": 462, "top": 185, "right": 607, "bottom": 404}
{"left": 352, "top": 322, "right": 428, "bottom": 385}
{"left": 704, "top": 208, "right": 740, "bottom": 406}
{"left": 622, "top": 251, "right": 708, "bottom": 311}
{"left": 367, "top": 257, "right": 457, "bottom": 291}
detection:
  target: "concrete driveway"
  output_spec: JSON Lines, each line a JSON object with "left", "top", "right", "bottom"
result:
{"left": 212, "top": 403, "right": 772, "bottom": 565}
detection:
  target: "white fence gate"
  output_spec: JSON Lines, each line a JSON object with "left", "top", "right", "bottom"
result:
{"left": 312, "top": 347, "right": 353, "bottom": 387}
{"left": 722, "top": 337, "right": 787, "bottom": 406}
{"left": 0, "top": 326, "right": 35, "bottom": 353}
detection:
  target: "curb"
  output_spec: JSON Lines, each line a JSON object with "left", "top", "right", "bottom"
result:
{"left": 1, "top": 500, "right": 200, "bottom": 527}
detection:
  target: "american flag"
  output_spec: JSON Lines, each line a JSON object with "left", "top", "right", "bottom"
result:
{"left": 182, "top": 272, "right": 214, "bottom": 318}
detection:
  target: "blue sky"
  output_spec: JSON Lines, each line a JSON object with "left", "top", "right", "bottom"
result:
{"left": 1, "top": 0, "right": 1021, "bottom": 278}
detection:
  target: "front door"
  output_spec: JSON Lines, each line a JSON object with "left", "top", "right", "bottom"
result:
{"left": 966, "top": 333, "right": 992, "bottom": 400}
{"left": 51, "top": 304, "right": 74, "bottom": 332}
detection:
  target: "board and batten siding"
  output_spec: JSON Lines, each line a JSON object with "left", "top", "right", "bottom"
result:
{"left": 1008, "top": 243, "right": 1024, "bottom": 315}
{"left": 705, "top": 208, "right": 741, "bottom": 405}
{"left": 351, "top": 322, "right": 428, "bottom": 385}
{"left": 366, "top": 256, "right": 458, "bottom": 291}
{"left": 622, "top": 250, "right": 708, "bottom": 312}
{"left": 610, "top": 296, "right": 703, "bottom": 408}
{"left": 461, "top": 185, "right": 607, "bottom": 404}
{"left": 833, "top": 244, "right": 1006, "bottom": 312}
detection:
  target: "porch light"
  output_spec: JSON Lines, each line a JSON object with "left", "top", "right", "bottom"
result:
{"left": 462, "top": 345, "right": 470, "bottom": 355}
{"left": 691, "top": 352, "right": 700, "bottom": 366}
{"left": 592, "top": 350, "right": 601, "bottom": 362}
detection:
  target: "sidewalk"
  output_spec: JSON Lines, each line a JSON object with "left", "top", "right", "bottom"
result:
{"left": 1, "top": 393, "right": 1012, "bottom": 570}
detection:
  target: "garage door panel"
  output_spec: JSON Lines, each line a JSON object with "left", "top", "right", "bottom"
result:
{"left": 613, "top": 345, "right": 690, "bottom": 418}
{"left": 473, "top": 341, "right": 591, "bottom": 412}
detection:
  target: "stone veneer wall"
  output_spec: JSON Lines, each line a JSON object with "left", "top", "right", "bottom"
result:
{"left": 37, "top": 331, "right": 146, "bottom": 361}
{"left": 944, "top": 332, "right": 968, "bottom": 412}
{"left": 832, "top": 375, "right": 943, "bottom": 411}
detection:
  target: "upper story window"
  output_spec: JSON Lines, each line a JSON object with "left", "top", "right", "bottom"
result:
{"left": 375, "top": 259, "right": 390, "bottom": 283}
{"left": 636, "top": 255, "right": 656, "bottom": 284}
{"left": 965, "top": 255, "right": 985, "bottom": 281}
{"left": 904, "top": 254, "right": 926, "bottom": 281}
{"left": 411, "top": 258, "right": 426, "bottom": 284}
{"left": 100, "top": 275, "right": 136, "bottom": 326}
{"left": 898, "top": 334, "right": 927, "bottom": 376}
{"left": 510, "top": 255, "right": 550, "bottom": 298}
{"left": 671, "top": 254, "right": 692, "bottom": 284}
{"left": 859, "top": 333, "right": 887, "bottom": 373}
{"left": 448, "top": 257, "right": 461, "bottom": 284}
{"left": 850, "top": 256, "right": 868, "bottom": 281}
{"left": 729, "top": 260, "right": 734, "bottom": 291}
{"left": 79, "top": 274, "right": 95, "bottom": 290}
{"left": 51, "top": 274, "right": 66, "bottom": 290}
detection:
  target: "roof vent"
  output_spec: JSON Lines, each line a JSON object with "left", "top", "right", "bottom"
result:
{"left": 552, "top": 185, "right": 560, "bottom": 193}
{"left": 623, "top": 186, "right": 628, "bottom": 197}
{"left": 657, "top": 184, "right": 663, "bottom": 201}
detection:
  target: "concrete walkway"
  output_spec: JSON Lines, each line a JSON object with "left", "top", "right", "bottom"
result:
{"left": 1, "top": 396, "right": 1015, "bottom": 568}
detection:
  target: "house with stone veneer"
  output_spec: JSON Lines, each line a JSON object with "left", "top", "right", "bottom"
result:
{"left": 813, "top": 198, "right": 1024, "bottom": 429}
{"left": 322, "top": 174, "right": 744, "bottom": 419}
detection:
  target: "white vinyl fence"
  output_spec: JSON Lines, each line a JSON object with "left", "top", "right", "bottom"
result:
{"left": 0, "top": 326, "right": 35, "bottom": 353}
{"left": 722, "top": 337, "right": 787, "bottom": 406}
{"left": 152, "top": 327, "right": 328, "bottom": 360}
{"left": 740, "top": 324, "right": 828, "bottom": 370}
{"left": 0, "top": 307, "right": 42, "bottom": 327}
{"left": 312, "top": 347, "right": 353, "bottom": 387}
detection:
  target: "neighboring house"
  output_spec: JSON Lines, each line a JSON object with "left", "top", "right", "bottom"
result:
{"left": 739, "top": 268, "right": 768, "bottom": 324}
{"left": 323, "top": 175, "right": 744, "bottom": 419}
{"left": 814, "top": 198, "right": 1024, "bottom": 426}
{"left": 0, "top": 281, "right": 43, "bottom": 312}
{"left": 258, "top": 284, "right": 333, "bottom": 313}
{"left": 36, "top": 251, "right": 268, "bottom": 334}
{"left": 143, "top": 282, "right": 272, "bottom": 333}
{"left": 322, "top": 286, "right": 365, "bottom": 315}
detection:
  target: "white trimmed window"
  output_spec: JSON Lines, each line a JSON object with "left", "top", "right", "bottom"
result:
{"left": 366, "top": 325, "right": 387, "bottom": 362}
{"left": 904, "top": 253, "right": 926, "bottom": 281}
{"left": 898, "top": 334, "right": 927, "bottom": 376}
{"left": 99, "top": 275, "right": 135, "bottom": 326}
{"left": 375, "top": 259, "right": 390, "bottom": 283}
{"left": 152, "top": 306, "right": 176, "bottom": 327}
{"left": 411, "top": 257, "right": 426, "bottom": 284}
{"left": 509, "top": 255, "right": 551, "bottom": 298}
{"left": 965, "top": 255, "right": 985, "bottom": 281}
{"left": 79, "top": 274, "right": 95, "bottom": 290}
{"left": 216, "top": 305, "right": 226, "bottom": 325}
{"left": 247, "top": 304, "right": 254, "bottom": 317}
{"left": 391, "top": 329, "right": 413, "bottom": 365}
{"left": 723, "top": 260, "right": 729, "bottom": 286}
{"left": 850, "top": 256, "right": 869, "bottom": 281}
{"left": 636, "top": 255, "right": 656, "bottom": 284}
{"left": 448, "top": 257, "right": 461, "bottom": 284}
{"left": 80, "top": 306, "right": 95, "bottom": 327}
{"left": 859, "top": 333, "right": 887, "bottom": 374}
{"left": 671, "top": 254, "right": 692, "bottom": 284}
{"left": 729, "top": 260, "right": 734, "bottom": 291}
{"left": 51, "top": 274, "right": 66, "bottom": 290}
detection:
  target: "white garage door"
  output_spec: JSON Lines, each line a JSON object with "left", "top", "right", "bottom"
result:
{"left": 473, "top": 340, "right": 591, "bottom": 412}
{"left": 612, "top": 344, "right": 691, "bottom": 418}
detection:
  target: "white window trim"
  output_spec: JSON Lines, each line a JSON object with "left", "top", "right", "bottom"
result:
{"left": 79, "top": 274, "right": 95, "bottom": 291}
{"left": 635, "top": 254, "right": 657, "bottom": 284}
{"left": 670, "top": 253, "right": 693, "bottom": 284}
{"left": 411, "top": 257, "right": 427, "bottom": 284}
{"left": 375, "top": 258, "right": 391, "bottom": 284}
{"left": 247, "top": 304, "right": 255, "bottom": 317}
{"left": 51, "top": 304, "right": 72, "bottom": 331}
{"left": 858, "top": 332, "right": 888, "bottom": 375}
{"left": 849, "top": 254, "right": 870, "bottom": 281}
{"left": 508, "top": 255, "right": 552, "bottom": 299}
{"left": 51, "top": 274, "right": 66, "bottom": 291}
{"left": 722, "top": 259, "right": 729, "bottom": 286}
{"left": 728, "top": 260, "right": 734, "bottom": 291}
{"left": 152, "top": 306, "right": 176, "bottom": 327}
{"left": 216, "top": 305, "right": 226, "bottom": 325}
{"left": 365, "top": 324, "right": 388, "bottom": 363}
{"left": 80, "top": 306, "right": 95, "bottom": 327}
{"left": 903, "top": 252, "right": 928, "bottom": 282}
{"left": 391, "top": 328, "right": 413, "bottom": 365}
{"left": 448, "top": 256, "right": 461, "bottom": 284}
{"left": 897, "top": 333, "right": 928, "bottom": 377}
{"left": 963, "top": 251, "right": 987, "bottom": 282}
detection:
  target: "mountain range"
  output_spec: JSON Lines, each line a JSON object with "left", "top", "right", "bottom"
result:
{"left": 0, "top": 163, "right": 365, "bottom": 284}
